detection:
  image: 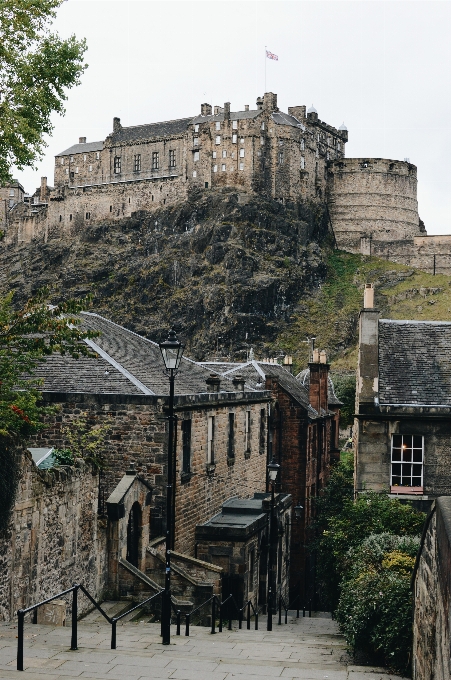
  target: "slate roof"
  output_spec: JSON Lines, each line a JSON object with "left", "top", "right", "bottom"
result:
{"left": 110, "top": 118, "right": 193, "bottom": 144}
{"left": 57, "top": 141, "right": 104, "bottom": 156}
{"left": 378, "top": 319, "right": 451, "bottom": 406}
{"left": 296, "top": 368, "right": 343, "bottom": 407}
{"left": 200, "top": 361, "right": 246, "bottom": 375}
{"left": 192, "top": 110, "right": 261, "bottom": 124}
{"left": 272, "top": 111, "right": 305, "bottom": 130}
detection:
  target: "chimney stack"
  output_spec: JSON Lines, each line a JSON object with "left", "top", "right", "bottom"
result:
{"left": 201, "top": 103, "right": 212, "bottom": 116}
{"left": 78, "top": 137, "right": 86, "bottom": 144}
{"left": 224, "top": 102, "right": 231, "bottom": 120}
{"left": 244, "top": 105, "right": 249, "bottom": 111}
{"left": 113, "top": 117, "right": 121, "bottom": 133}
{"left": 206, "top": 374, "right": 221, "bottom": 393}
{"left": 40, "top": 177, "right": 47, "bottom": 203}
{"left": 309, "top": 347, "right": 329, "bottom": 413}
{"left": 232, "top": 375, "right": 245, "bottom": 392}
{"left": 364, "top": 283, "right": 374, "bottom": 309}
{"left": 256, "top": 96, "right": 264, "bottom": 110}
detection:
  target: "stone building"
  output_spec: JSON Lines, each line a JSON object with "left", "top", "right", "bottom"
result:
{"left": 15, "top": 312, "right": 291, "bottom": 615}
{"left": 0, "top": 179, "right": 25, "bottom": 231}
{"left": 355, "top": 284, "right": 451, "bottom": 509}
{"left": 201, "top": 354, "right": 341, "bottom": 604}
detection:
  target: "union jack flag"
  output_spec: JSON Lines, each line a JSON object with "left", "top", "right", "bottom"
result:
{"left": 266, "top": 50, "right": 278, "bottom": 61}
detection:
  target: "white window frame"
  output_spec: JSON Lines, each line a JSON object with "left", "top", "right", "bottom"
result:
{"left": 193, "top": 137, "right": 199, "bottom": 146}
{"left": 300, "top": 156, "right": 305, "bottom": 170}
{"left": 245, "top": 411, "right": 251, "bottom": 453}
{"left": 75, "top": 166, "right": 79, "bottom": 174}
{"left": 232, "top": 120, "right": 238, "bottom": 129}
{"left": 60, "top": 157, "right": 64, "bottom": 165}
{"left": 9, "top": 189, "right": 14, "bottom": 196}
{"left": 192, "top": 170, "right": 197, "bottom": 178}
{"left": 239, "top": 162, "right": 244, "bottom": 171}
{"left": 215, "top": 136, "right": 221, "bottom": 145}
{"left": 215, "top": 121, "right": 221, "bottom": 131}
{"left": 239, "top": 148, "right": 245, "bottom": 158}
{"left": 207, "top": 416, "right": 215, "bottom": 464}
{"left": 300, "top": 139, "right": 305, "bottom": 151}
{"left": 391, "top": 434, "right": 424, "bottom": 492}
{"left": 193, "top": 151, "right": 200, "bottom": 162}
{"left": 96, "top": 152, "right": 100, "bottom": 160}
{"left": 261, "top": 122, "right": 265, "bottom": 130}
{"left": 212, "top": 151, "right": 217, "bottom": 159}
{"left": 213, "top": 164, "right": 217, "bottom": 173}
{"left": 222, "top": 150, "right": 227, "bottom": 158}
{"left": 260, "top": 136, "right": 264, "bottom": 146}
{"left": 89, "top": 165, "right": 93, "bottom": 172}
{"left": 65, "top": 168, "right": 69, "bottom": 175}
{"left": 221, "top": 164, "right": 226, "bottom": 172}
{"left": 194, "top": 124, "right": 199, "bottom": 132}
{"left": 232, "top": 134, "right": 237, "bottom": 144}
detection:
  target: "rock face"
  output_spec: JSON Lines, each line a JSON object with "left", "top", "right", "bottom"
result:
{"left": 0, "top": 189, "right": 331, "bottom": 359}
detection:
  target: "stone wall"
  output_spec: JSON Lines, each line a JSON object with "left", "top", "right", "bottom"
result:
{"left": 0, "top": 450, "right": 106, "bottom": 622}
{"left": 413, "top": 497, "right": 451, "bottom": 680}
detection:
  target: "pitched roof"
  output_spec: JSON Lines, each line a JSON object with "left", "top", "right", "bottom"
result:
{"left": 296, "top": 368, "right": 343, "bottom": 406}
{"left": 110, "top": 118, "right": 193, "bottom": 144}
{"left": 57, "top": 141, "right": 104, "bottom": 156}
{"left": 272, "top": 111, "right": 305, "bottom": 130}
{"left": 192, "top": 110, "right": 261, "bottom": 124}
{"left": 379, "top": 319, "right": 451, "bottom": 406}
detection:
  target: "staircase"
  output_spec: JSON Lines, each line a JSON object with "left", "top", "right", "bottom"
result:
{"left": 0, "top": 608, "right": 408, "bottom": 680}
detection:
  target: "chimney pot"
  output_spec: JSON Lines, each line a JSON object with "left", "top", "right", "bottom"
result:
{"left": 79, "top": 137, "right": 86, "bottom": 144}
{"left": 214, "top": 105, "right": 220, "bottom": 115}
{"left": 113, "top": 117, "right": 121, "bottom": 133}
{"left": 40, "top": 176, "right": 47, "bottom": 202}
{"left": 232, "top": 375, "right": 245, "bottom": 392}
{"left": 319, "top": 350, "right": 327, "bottom": 364}
{"left": 256, "top": 96, "right": 264, "bottom": 110}
{"left": 312, "top": 348, "right": 320, "bottom": 363}
{"left": 201, "top": 103, "right": 212, "bottom": 116}
{"left": 224, "top": 102, "right": 231, "bottom": 120}
{"left": 364, "top": 283, "right": 374, "bottom": 309}
{"left": 244, "top": 105, "right": 249, "bottom": 111}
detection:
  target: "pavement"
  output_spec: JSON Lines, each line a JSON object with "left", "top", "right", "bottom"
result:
{"left": 0, "top": 609, "right": 407, "bottom": 680}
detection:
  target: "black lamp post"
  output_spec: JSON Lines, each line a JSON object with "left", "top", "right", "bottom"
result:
{"left": 267, "top": 458, "right": 280, "bottom": 631}
{"left": 159, "top": 328, "right": 184, "bottom": 646}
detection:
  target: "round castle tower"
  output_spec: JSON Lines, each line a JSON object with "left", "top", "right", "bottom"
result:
{"left": 327, "top": 158, "right": 422, "bottom": 254}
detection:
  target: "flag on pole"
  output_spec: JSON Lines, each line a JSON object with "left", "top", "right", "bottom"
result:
{"left": 266, "top": 50, "right": 278, "bottom": 61}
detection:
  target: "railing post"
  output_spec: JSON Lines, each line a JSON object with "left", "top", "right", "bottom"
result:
{"left": 238, "top": 607, "right": 242, "bottom": 630}
{"left": 176, "top": 610, "right": 181, "bottom": 636}
{"left": 267, "top": 587, "right": 272, "bottom": 631}
{"left": 111, "top": 620, "right": 117, "bottom": 649}
{"left": 71, "top": 586, "right": 78, "bottom": 650}
{"left": 185, "top": 613, "right": 190, "bottom": 637}
{"left": 228, "top": 612, "right": 232, "bottom": 631}
{"left": 278, "top": 596, "right": 282, "bottom": 625}
{"left": 247, "top": 603, "right": 251, "bottom": 630}
{"left": 218, "top": 601, "right": 223, "bottom": 633}
{"left": 303, "top": 603, "right": 306, "bottom": 617}
{"left": 309, "top": 600, "right": 312, "bottom": 618}
{"left": 255, "top": 612, "right": 258, "bottom": 630}
{"left": 211, "top": 598, "right": 216, "bottom": 634}
{"left": 296, "top": 604, "right": 300, "bottom": 619}
{"left": 17, "top": 610, "right": 24, "bottom": 671}
{"left": 285, "top": 605, "right": 288, "bottom": 625}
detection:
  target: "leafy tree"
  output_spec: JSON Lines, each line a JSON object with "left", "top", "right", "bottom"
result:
{"left": 332, "top": 372, "right": 356, "bottom": 429}
{"left": 0, "top": 288, "right": 97, "bottom": 439}
{"left": 0, "top": 0, "right": 87, "bottom": 183}
{"left": 55, "top": 416, "right": 112, "bottom": 470}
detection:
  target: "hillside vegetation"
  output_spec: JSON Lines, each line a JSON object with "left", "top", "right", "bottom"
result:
{"left": 2, "top": 188, "right": 451, "bottom": 369}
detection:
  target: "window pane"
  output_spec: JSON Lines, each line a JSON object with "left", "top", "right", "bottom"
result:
{"left": 413, "top": 449, "right": 423, "bottom": 462}
{"left": 412, "top": 477, "right": 422, "bottom": 486}
{"left": 413, "top": 436, "right": 423, "bottom": 448}
{"left": 412, "top": 464, "right": 422, "bottom": 477}
{"left": 392, "top": 435, "right": 402, "bottom": 448}
{"left": 403, "top": 435, "right": 413, "bottom": 448}
{"left": 392, "top": 463, "right": 401, "bottom": 477}
{"left": 402, "top": 449, "right": 412, "bottom": 462}
{"left": 392, "top": 448, "right": 402, "bottom": 461}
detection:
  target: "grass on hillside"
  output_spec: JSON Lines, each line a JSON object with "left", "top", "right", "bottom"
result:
{"left": 272, "top": 250, "right": 451, "bottom": 373}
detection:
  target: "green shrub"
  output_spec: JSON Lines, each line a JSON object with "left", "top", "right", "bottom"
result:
{"left": 331, "top": 373, "right": 356, "bottom": 429}
{"left": 53, "top": 448, "right": 74, "bottom": 466}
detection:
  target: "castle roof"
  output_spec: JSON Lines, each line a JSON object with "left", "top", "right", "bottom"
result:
{"left": 339, "top": 122, "right": 348, "bottom": 131}
{"left": 272, "top": 111, "right": 305, "bottom": 130}
{"left": 307, "top": 105, "right": 317, "bottom": 114}
{"left": 110, "top": 118, "right": 193, "bottom": 144}
{"left": 192, "top": 110, "right": 261, "bottom": 124}
{"left": 379, "top": 319, "right": 451, "bottom": 406}
{"left": 57, "top": 140, "right": 104, "bottom": 156}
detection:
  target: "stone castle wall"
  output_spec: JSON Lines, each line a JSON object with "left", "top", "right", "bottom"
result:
{"left": 0, "top": 449, "right": 106, "bottom": 622}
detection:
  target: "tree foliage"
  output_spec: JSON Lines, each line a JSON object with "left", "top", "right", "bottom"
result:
{"left": 0, "top": 288, "right": 98, "bottom": 439}
{"left": 332, "top": 372, "right": 356, "bottom": 429}
{"left": 0, "top": 0, "right": 87, "bottom": 183}
{"left": 54, "top": 416, "right": 112, "bottom": 470}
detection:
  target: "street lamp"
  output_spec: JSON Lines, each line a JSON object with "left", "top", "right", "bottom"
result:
{"left": 159, "top": 328, "right": 184, "bottom": 646}
{"left": 294, "top": 502, "right": 303, "bottom": 520}
{"left": 267, "top": 458, "right": 280, "bottom": 631}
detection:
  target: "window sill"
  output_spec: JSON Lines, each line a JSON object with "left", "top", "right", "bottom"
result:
{"left": 206, "top": 463, "right": 216, "bottom": 475}
{"left": 390, "top": 486, "right": 424, "bottom": 495}
{"left": 244, "top": 451, "right": 251, "bottom": 459}
{"left": 227, "top": 456, "right": 235, "bottom": 467}
{"left": 181, "top": 471, "right": 193, "bottom": 484}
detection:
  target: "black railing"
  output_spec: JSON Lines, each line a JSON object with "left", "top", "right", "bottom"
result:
{"left": 182, "top": 594, "right": 259, "bottom": 637}
{"left": 16, "top": 584, "right": 164, "bottom": 670}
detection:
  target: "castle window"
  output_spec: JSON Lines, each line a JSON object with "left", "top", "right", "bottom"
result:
{"left": 300, "top": 139, "right": 305, "bottom": 150}
{"left": 215, "top": 136, "right": 221, "bottom": 145}
{"left": 327, "top": 152, "right": 330, "bottom": 160}
{"left": 333, "top": 137, "right": 336, "bottom": 146}
{"left": 228, "top": 413, "right": 235, "bottom": 459}
{"left": 232, "top": 120, "right": 238, "bottom": 129}
{"left": 212, "top": 151, "right": 216, "bottom": 159}
{"left": 8, "top": 199, "right": 14, "bottom": 207}
{"left": 96, "top": 152, "right": 100, "bottom": 160}
{"left": 182, "top": 419, "right": 192, "bottom": 473}
{"left": 83, "top": 154, "right": 86, "bottom": 161}
{"left": 75, "top": 166, "right": 79, "bottom": 173}
{"left": 169, "top": 150, "right": 176, "bottom": 168}
{"left": 391, "top": 435, "right": 423, "bottom": 491}
{"left": 194, "top": 124, "right": 199, "bottom": 132}
{"left": 193, "top": 137, "right": 199, "bottom": 146}
{"left": 260, "top": 136, "right": 264, "bottom": 145}
{"left": 278, "top": 151, "right": 284, "bottom": 164}
{"left": 59, "top": 215, "right": 62, "bottom": 222}
{"left": 213, "top": 164, "right": 217, "bottom": 172}
{"left": 85, "top": 212, "right": 91, "bottom": 219}
{"left": 9, "top": 189, "right": 14, "bottom": 196}
{"left": 222, "top": 150, "right": 227, "bottom": 158}
{"left": 240, "top": 138, "right": 244, "bottom": 144}
{"left": 114, "top": 156, "right": 121, "bottom": 173}
{"left": 192, "top": 170, "right": 197, "bottom": 177}
{"left": 69, "top": 214, "right": 72, "bottom": 221}
{"left": 221, "top": 164, "right": 226, "bottom": 171}
{"left": 60, "top": 157, "right": 64, "bottom": 165}
{"left": 89, "top": 164, "right": 93, "bottom": 172}
{"left": 232, "top": 135, "right": 237, "bottom": 144}
{"left": 337, "top": 142, "right": 341, "bottom": 151}
{"left": 215, "top": 121, "right": 221, "bottom": 131}
{"left": 261, "top": 122, "right": 265, "bottom": 130}
{"left": 239, "top": 162, "right": 244, "bottom": 171}
{"left": 152, "top": 152, "right": 159, "bottom": 170}
{"left": 70, "top": 156, "right": 74, "bottom": 162}
{"left": 134, "top": 154, "right": 141, "bottom": 172}
{"left": 207, "top": 416, "right": 215, "bottom": 464}
{"left": 245, "top": 410, "right": 251, "bottom": 454}
{"left": 300, "top": 156, "right": 305, "bottom": 170}
{"left": 65, "top": 168, "right": 69, "bottom": 174}
{"left": 194, "top": 151, "right": 199, "bottom": 162}
{"left": 110, "top": 205, "right": 112, "bottom": 212}
{"left": 259, "top": 409, "right": 266, "bottom": 454}
{"left": 239, "top": 148, "right": 245, "bottom": 158}
{"left": 317, "top": 133, "right": 320, "bottom": 142}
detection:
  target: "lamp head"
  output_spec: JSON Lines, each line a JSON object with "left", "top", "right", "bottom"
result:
{"left": 159, "top": 328, "right": 184, "bottom": 371}
{"left": 267, "top": 458, "right": 280, "bottom": 483}
{"left": 294, "top": 503, "right": 303, "bottom": 520}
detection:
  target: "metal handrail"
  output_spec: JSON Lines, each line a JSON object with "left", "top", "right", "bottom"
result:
{"left": 111, "top": 590, "right": 163, "bottom": 649}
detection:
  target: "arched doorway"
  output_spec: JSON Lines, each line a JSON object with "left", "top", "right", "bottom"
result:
{"left": 127, "top": 501, "right": 142, "bottom": 568}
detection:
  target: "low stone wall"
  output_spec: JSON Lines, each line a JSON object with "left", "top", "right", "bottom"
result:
{"left": 413, "top": 497, "right": 451, "bottom": 680}
{"left": 0, "top": 449, "right": 107, "bottom": 622}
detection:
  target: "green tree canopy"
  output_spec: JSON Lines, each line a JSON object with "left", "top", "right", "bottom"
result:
{"left": 0, "top": 0, "right": 87, "bottom": 184}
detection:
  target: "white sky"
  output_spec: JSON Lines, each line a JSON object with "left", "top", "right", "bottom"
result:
{"left": 14, "top": 0, "right": 451, "bottom": 234}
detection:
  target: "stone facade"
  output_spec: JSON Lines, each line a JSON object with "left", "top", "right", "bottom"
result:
{"left": 0, "top": 180, "right": 25, "bottom": 232}
{"left": 0, "top": 448, "right": 106, "bottom": 622}
{"left": 413, "top": 497, "right": 451, "bottom": 680}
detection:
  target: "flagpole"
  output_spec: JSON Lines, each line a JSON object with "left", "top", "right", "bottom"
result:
{"left": 265, "top": 45, "right": 266, "bottom": 93}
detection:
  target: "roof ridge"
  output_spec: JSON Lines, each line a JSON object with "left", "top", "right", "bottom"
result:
{"left": 84, "top": 338, "right": 154, "bottom": 395}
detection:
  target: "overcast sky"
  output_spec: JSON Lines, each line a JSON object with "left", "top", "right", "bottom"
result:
{"left": 15, "top": 0, "right": 451, "bottom": 234}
